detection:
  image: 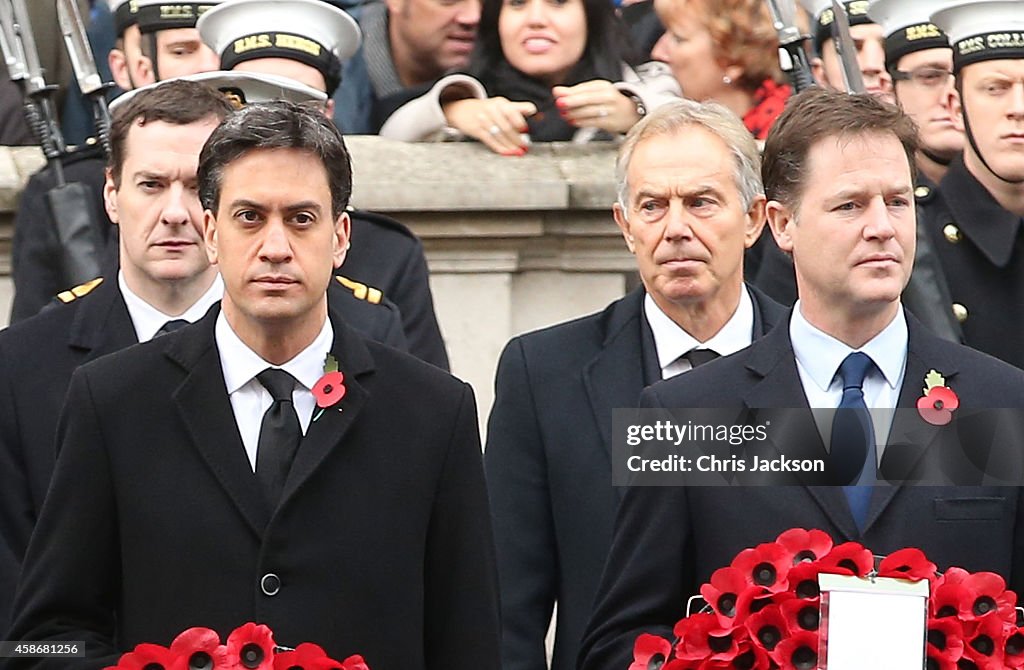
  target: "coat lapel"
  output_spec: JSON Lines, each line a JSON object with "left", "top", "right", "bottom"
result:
{"left": 167, "top": 308, "right": 271, "bottom": 537}
{"left": 740, "top": 320, "right": 860, "bottom": 541}
{"left": 863, "top": 316, "right": 958, "bottom": 532}
{"left": 279, "top": 311, "right": 376, "bottom": 507}
{"left": 582, "top": 289, "right": 651, "bottom": 460}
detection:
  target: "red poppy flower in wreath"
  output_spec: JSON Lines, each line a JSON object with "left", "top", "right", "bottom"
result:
{"left": 673, "top": 612, "right": 740, "bottom": 662}
{"left": 743, "top": 604, "right": 790, "bottom": 652}
{"left": 227, "top": 623, "right": 276, "bottom": 670}
{"left": 776, "top": 528, "right": 833, "bottom": 565}
{"left": 731, "top": 542, "right": 793, "bottom": 593}
{"left": 926, "top": 615, "right": 965, "bottom": 668}
{"left": 917, "top": 370, "right": 959, "bottom": 426}
{"left": 877, "top": 547, "right": 938, "bottom": 583}
{"left": 701, "top": 567, "right": 761, "bottom": 627}
{"left": 779, "top": 596, "right": 820, "bottom": 633}
{"left": 814, "top": 541, "right": 872, "bottom": 577}
{"left": 720, "top": 639, "right": 772, "bottom": 670}
{"left": 337, "top": 655, "right": 369, "bottom": 670}
{"left": 273, "top": 642, "right": 349, "bottom": 670}
{"left": 1005, "top": 627, "right": 1024, "bottom": 669}
{"left": 629, "top": 634, "right": 673, "bottom": 670}
{"left": 784, "top": 562, "right": 824, "bottom": 600}
{"left": 169, "top": 627, "right": 228, "bottom": 670}
{"left": 770, "top": 629, "right": 818, "bottom": 670}
{"left": 109, "top": 643, "right": 179, "bottom": 670}
{"left": 961, "top": 612, "right": 1009, "bottom": 670}
{"left": 958, "top": 573, "right": 1018, "bottom": 623}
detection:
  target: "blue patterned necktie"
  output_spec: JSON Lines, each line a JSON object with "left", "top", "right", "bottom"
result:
{"left": 830, "top": 352, "right": 877, "bottom": 532}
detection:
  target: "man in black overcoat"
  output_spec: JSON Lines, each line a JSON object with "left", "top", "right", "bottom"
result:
{"left": 5, "top": 100, "right": 499, "bottom": 669}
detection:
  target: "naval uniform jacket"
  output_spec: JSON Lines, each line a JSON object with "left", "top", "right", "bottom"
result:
{"left": 4, "top": 305, "right": 499, "bottom": 670}
{"left": 484, "top": 285, "right": 785, "bottom": 670}
{"left": 920, "top": 154, "right": 1024, "bottom": 369}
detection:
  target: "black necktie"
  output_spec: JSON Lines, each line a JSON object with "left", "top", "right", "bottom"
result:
{"left": 156, "top": 319, "right": 189, "bottom": 336}
{"left": 255, "top": 368, "right": 301, "bottom": 506}
{"left": 683, "top": 349, "right": 720, "bottom": 369}
{"left": 830, "top": 352, "right": 877, "bottom": 531}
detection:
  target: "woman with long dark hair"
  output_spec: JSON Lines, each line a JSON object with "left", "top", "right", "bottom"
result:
{"left": 380, "top": 0, "right": 680, "bottom": 155}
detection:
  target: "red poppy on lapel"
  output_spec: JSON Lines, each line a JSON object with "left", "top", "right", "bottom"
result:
{"left": 917, "top": 369, "right": 959, "bottom": 426}
{"left": 312, "top": 354, "right": 346, "bottom": 422}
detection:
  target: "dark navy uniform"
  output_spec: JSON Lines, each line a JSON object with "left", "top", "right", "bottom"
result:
{"left": 9, "top": 152, "right": 111, "bottom": 324}
{"left": 0, "top": 273, "right": 406, "bottom": 633}
{"left": 919, "top": 155, "right": 1024, "bottom": 369}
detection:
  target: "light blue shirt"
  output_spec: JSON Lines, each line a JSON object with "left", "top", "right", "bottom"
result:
{"left": 789, "top": 302, "right": 908, "bottom": 460}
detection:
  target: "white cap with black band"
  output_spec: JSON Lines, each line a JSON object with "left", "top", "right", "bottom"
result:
{"left": 197, "top": 0, "right": 361, "bottom": 95}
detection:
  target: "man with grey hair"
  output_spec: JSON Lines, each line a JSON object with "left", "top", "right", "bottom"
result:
{"left": 484, "top": 98, "right": 784, "bottom": 670}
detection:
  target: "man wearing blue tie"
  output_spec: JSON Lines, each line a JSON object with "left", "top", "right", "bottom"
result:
{"left": 578, "top": 86, "right": 1024, "bottom": 670}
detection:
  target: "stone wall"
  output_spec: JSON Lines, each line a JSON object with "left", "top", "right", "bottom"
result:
{"left": 0, "top": 137, "right": 635, "bottom": 429}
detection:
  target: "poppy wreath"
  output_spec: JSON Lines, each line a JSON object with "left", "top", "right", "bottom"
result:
{"left": 104, "top": 622, "right": 370, "bottom": 670}
{"left": 628, "top": 529, "right": 1024, "bottom": 670}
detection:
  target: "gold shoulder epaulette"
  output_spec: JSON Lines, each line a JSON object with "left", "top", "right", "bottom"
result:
{"left": 56, "top": 277, "right": 104, "bottom": 303}
{"left": 335, "top": 275, "right": 383, "bottom": 304}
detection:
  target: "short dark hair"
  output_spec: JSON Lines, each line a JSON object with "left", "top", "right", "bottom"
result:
{"left": 198, "top": 100, "right": 352, "bottom": 220}
{"left": 109, "top": 79, "right": 235, "bottom": 187}
{"left": 761, "top": 87, "right": 919, "bottom": 210}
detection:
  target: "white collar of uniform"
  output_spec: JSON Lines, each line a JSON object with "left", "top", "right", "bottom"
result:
{"left": 215, "top": 309, "right": 334, "bottom": 395}
{"left": 118, "top": 270, "right": 224, "bottom": 343}
{"left": 643, "top": 286, "right": 755, "bottom": 370}
{"left": 789, "top": 300, "right": 908, "bottom": 392}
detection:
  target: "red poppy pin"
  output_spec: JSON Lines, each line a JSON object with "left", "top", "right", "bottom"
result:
{"left": 312, "top": 354, "right": 345, "bottom": 422}
{"left": 917, "top": 369, "right": 959, "bottom": 426}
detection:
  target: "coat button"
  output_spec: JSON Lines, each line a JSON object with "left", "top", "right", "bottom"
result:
{"left": 952, "top": 303, "right": 968, "bottom": 323}
{"left": 914, "top": 185, "right": 930, "bottom": 199}
{"left": 261, "top": 573, "right": 281, "bottom": 596}
{"left": 943, "top": 224, "right": 962, "bottom": 244}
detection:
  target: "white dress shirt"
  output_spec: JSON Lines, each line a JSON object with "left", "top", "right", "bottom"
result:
{"left": 644, "top": 287, "right": 755, "bottom": 379}
{"left": 790, "top": 302, "right": 908, "bottom": 462}
{"left": 119, "top": 271, "right": 224, "bottom": 343}
{"left": 215, "top": 312, "right": 334, "bottom": 471}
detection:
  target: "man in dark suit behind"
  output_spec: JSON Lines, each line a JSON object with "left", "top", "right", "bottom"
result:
{"left": 484, "top": 99, "right": 784, "bottom": 670}
{"left": 579, "top": 87, "right": 1024, "bottom": 670}
{"left": 6, "top": 101, "right": 499, "bottom": 669}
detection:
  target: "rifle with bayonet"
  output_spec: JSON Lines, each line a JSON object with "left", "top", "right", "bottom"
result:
{"left": 58, "top": 0, "right": 114, "bottom": 158}
{"left": 765, "top": 0, "right": 816, "bottom": 93}
{"left": 829, "top": 0, "right": 866, "bottom": 94}
{"left": 0, "top": 0, "right": 104, "bottom": 287}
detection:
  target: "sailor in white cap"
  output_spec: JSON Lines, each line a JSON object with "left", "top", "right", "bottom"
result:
{"left": 197, "top": 0, "right": 451, "bottom": 371}
{"left": 132, "top": 0, "right": 222, "bottom": 83}
{"left": 197, "top": 0, "right": 360, "bottom": 117}
{"left": 107, "top": 0, "right": 145, "bottom": 90}
{"left": 915, "top": 0, "right": 1024, "bottom": 370}
{"left": 798, "top": 0, "right": 893, "bottom": 102}
{"left": 869, "top": 0, "right": 961, "bottom": 185}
